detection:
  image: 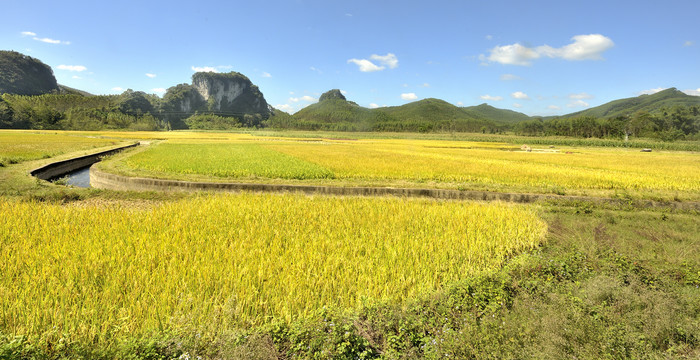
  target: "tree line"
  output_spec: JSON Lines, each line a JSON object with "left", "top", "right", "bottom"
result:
{"left": 1, "top": 91, "right": 699, "bottom": 141}
{"left": 0, "top": 90, "right": 258, "bottom": 131}
{"left": 514, "top": 106, "right": 700, "bottom": 141}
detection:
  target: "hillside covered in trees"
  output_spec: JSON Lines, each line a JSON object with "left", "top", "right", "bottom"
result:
{"left": 0, "top": 51, "right": 59, "bottom": 96}
{"left": 267, "top": 90, "right": 504, "bottom": 133}
{"left": 1, "top": 51, "right": 699, "bottom": 140}
{"left": 553, "top": 88, "right": 700, "bottom": 119}
{"left": 270, "top": 89, "right": 699, "bottom": 140}
{"left": 515, "top": 89, "right": 700, "bottom": 141}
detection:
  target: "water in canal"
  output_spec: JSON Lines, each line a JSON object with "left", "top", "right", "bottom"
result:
{"left": 61, "top": 166, "right": 91, "bottom": 188}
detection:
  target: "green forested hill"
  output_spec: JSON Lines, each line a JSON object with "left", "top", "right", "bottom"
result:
{"left": 374, "top": 98, "right": 496, "bottom": 132}
{"left": 0, "top": 51, "right": 59, "bottom": 95}
{"left": 557, "top": 88, "right": 700, "bottom": 119}
{"left": 2, "top": 51, "right": 698, "bottom": 137}
{"left": 285, "top": 98, "right": 381, "bottom": 131}
{"left": 58, "top": 84, "right": 93, "bottom": 96}
{"left": 286, "top": 95, "right": 501, "bottom": 133}
{"left": 463, "top": 103, "right": 532, "bottom": 124}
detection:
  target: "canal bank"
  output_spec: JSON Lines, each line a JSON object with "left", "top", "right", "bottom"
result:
{"left": 30, "top": 143, "right": 139, "bottom": 184}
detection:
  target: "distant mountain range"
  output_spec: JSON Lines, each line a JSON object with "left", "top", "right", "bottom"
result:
{"left": 548, "top": 88, "right": 700, "bottom": 119}
{"left": 1, "top": 50, "right": 699, "bottom": 132}
{"left": 278, "top": 88, "right": 699, "bottom": 132}
{"left": 273, "top": 90, "right": 532, "bottom": 132}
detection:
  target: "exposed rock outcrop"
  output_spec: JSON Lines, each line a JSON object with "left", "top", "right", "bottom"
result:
{"left": 319, "top": 89, "right": 346, "bottom": 102}
{"left": 161, "top": 83, "right": 206, "bottom": 114}
{"left": 0, "top": 50, "right": 59, "bottom": 95}
{"left": 191, "top": 72, "right": 270, "bottom": 116}
{"left": 161, "top": 71, "right": 270, "bottom": 129}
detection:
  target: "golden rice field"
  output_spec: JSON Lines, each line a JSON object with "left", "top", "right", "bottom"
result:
{"left": 0, "top": 130, "right": 123, "bottom": 165}
{"left": 109, "top": 134, "right": 700, "bottom": 200}
{"left": 0, "top": 193, "right": 545, "bottom": 343}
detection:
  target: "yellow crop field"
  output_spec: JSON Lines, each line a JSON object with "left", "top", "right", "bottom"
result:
{"left": 0, "top": 130, "right": 123, "bottom": 165}
{"left": 0, "top": 193, "right": 545, "bottom": 344}
{"left": 110, "top": 136, "right": 700, "bottom": 200}
{"left": 267, "top": 139, "right": 700, "bottom": 192}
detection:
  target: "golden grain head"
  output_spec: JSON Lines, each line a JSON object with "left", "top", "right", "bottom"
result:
{"left": 0, "top": 193, "right": 545, "bottom": 343}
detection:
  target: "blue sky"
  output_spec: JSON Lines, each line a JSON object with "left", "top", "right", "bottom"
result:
{"left": 2, "top": 0, "right": 699, "bottom": 116}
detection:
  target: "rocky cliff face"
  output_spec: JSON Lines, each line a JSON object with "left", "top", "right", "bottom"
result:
{"left": 191, "top": 72, "right": 270, "bottom": 116}
{"left": 319, "top": 89, "right": 346, "bottom": 102}
{"left": 193, "top": 75, "right": 245, "bottom": 110}
{"left": 0, "top": 51, "right": 59, "bottom": 95}
{"left": 162, "top": 83, "right": 205, "bottom": 114}
{"left": 161, "top": 71, "right": 270, "bottom": 128}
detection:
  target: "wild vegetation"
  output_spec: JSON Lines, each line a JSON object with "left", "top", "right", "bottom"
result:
{"left": 0, "top": 51, "right": 59, "bottom": 96}
{"left": 516, "top": 106, "right": 700, "bottom": 141}
{"left": 0, "top": 92, "right": 166, "bottom": 131}
{"left": 0, "top": 130, "right": 698, "bottom": 359}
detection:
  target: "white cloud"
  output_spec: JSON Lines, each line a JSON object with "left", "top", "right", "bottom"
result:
{"left": 191, "top": 66, "right": 218, "bottom": 73}
{"left": 568, "top": 92, "right": 593, "bottom": 99}
{"left": 36, "top": 37, "right": 59, "bottom": 44}
{"left": 683, "top": 88, "right": 700, "bottom": 96}
{"left": 482, "top": 43, "right": 540, "bottom": 66}
{"left": 348, "top": 53, "right": 398, "bottom": 72}
{"left": 511, "top": 91, "right": 530, "bottom": 100}
{"left": 420, "top": 83, "right": 430, "bottom": 88}
{"left": 151, "top": 88, "right": 166, "bottom": 95}
{"left": 340, "top": 90, "right": 348, "bottom": 95}
{"left": 57, "top": 65, "right": 87, "bottom": 72}
{"left": 567, "top": 100, "right": 590, "bottom": 108}
{"left": 513, "top": 103, "right": 523, "bottom": 108}
{"left": 111, "top": 87, "right": 125, "bottom": 92}
{"left": 289, "top": 95, "right": 317, "bottom": 103}
{"left": 146, "top": 73, "right": 157, "bottom": 78}
{"left": 34, "top": 37, "right": 69, "bottom": 45}
{"left": 548, "top": 105, "right": 561, "bottom": 110}
{"left": 500, "top": 74, "right": 521, "bottom": 81}
{"left": 309, "top": 66, "right": 322, "bottom": 74}
{"left": 369, "top": 103, "right": 380, "bottom": 109}
{"left": 480, "top": 94, "right": 503, "bottom": 101}
{"left": 370, "top": 53, "right": 398, "bottom": 69}
{"left": 482, "top": 34, "right": 614, "bottom": 66}
{"left": 275, "top": 104, "right": 294, "bottom": 112}
{"left": 276, "top": 94, "right": 319, "bottom": 114}
{"left": 639, "top": 87, "right": 667, "bottom": 95}
{"left": 456, "top": 101, "right": 464, "bottom": 106}
{"left": 401, "top": 93, "right": 418, "bottom": 100}
{"left": 261, "top": 72, "right": 272, "bottom": 78}
{"left": 537, "top": 34, "right": 614, "bottom": 61}
{"left": 72, "top": 75, "right": 81, "bottom": 79}
{"left": 485, "top": 35, "right": 493, "bottom": 40}
{"left": 684, "top": 40, "right": 694, "bottom": 47}
{"left": 347, "top": 58, "right": 385, "bottom": 72}
{"left": 22, "top": 31, "right": 69, "bottom": 44}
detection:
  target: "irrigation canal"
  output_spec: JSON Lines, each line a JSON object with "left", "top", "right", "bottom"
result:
{"left": 60, "top": 166, "right": 92, "bottom": 188}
